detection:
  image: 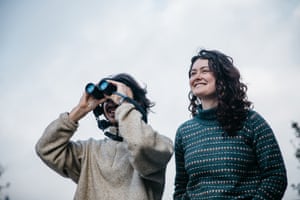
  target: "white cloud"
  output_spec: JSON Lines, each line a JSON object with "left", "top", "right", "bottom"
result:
{"left": 1, "top": 0, "right": 300, "bottom": 199}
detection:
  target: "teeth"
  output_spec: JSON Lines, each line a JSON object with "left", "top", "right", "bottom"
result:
{"left": 195, "top": 82, "right": 205, "bottom": 87}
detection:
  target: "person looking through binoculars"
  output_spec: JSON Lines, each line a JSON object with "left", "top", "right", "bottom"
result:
{"left": 36, "top": 73, "right": 174, "bottom": 200}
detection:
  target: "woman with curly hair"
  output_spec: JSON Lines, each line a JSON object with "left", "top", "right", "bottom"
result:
{"left": 173, "top": 49, "right": 287, "bottom": 199}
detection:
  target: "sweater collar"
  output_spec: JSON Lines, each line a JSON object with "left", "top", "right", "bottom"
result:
{"left": 196, "top": 105, "right": 217, "bottom": 120}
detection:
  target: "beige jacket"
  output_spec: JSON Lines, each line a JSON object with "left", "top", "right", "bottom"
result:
{"left": 36, "top": 103, "right": 173, "bottom": 200}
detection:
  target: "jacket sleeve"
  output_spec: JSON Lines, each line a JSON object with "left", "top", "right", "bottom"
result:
{"left": 115, "top": 103, "right": 174, "bottom": 184}
{"left": 35, "top": 112, "right": 84, "bottom": 183}
{"left": 251, "top": 112, "right": 288, "bottom": 200}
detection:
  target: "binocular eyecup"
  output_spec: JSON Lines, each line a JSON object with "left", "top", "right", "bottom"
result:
{"left": 85, "top": 79, "right": 117, "bottom": 99}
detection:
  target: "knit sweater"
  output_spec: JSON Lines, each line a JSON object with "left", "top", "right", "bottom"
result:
{"left": 174, "top": 107, "right": 287, "bottom": 200}
{"left": 36, "top": 103, "right": 173, "bottom": 200}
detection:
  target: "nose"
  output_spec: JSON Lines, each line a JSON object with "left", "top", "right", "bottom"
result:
{"left": 190, "top": 71, "right": 203, "bottom": 81}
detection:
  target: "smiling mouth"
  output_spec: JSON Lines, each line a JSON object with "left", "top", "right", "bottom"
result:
{"left": 194, "top": 82, "right": 206, "bottom": 88}
{"left": 104, "top": 100, "right": 118, "bottom": 118}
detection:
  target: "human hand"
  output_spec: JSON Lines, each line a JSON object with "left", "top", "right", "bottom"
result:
{"left": 69, "top": 91, "right": 107, "bottom": 122}
{"left": 105, "top": 80, "right": 133, "bottom": 105}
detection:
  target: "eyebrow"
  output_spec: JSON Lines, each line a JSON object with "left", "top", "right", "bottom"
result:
{"left": 191, "top": 66, "right": 210, "bottom": 70}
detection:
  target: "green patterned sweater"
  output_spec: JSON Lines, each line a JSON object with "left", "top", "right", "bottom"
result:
{"left": 174, "top": 107, "right": 287, "bottom": 200}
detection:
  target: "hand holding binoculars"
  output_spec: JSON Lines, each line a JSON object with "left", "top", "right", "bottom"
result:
{"left": 86, "top": 78, "right": 148, "bottom": 123}
{"left": 85, "top": 79, "right": 117, "bottom": 99}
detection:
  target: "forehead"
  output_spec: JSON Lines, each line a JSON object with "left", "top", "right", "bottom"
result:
{"left": 191, "top": 59, "right": 209, "bottom": 70}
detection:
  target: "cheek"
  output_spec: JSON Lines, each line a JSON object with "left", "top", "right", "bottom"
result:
{"left": 103, "top": 109, "right": 109, "bottom": 119}
{"left": 189, "top": 76, "right": 195, "bottom": 88}
{"left": 207, "top": 75, "right": 216, "bottom": 86}
{"left": 189, "top": 79, "right": 193, "bottom": 88}
{"left": 208, "top": 81, "right": 217, "bottom": 93}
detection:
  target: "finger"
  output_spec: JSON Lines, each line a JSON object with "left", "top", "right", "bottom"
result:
{"left": 105, "top": 80, "right": 125, "bottom": 90}
{"left": 105, "top": 79, "right": 119, "bottom": 85}
{"left": 106, "top": 80, "right": 133, "bottom": 97}
{"left": 86, "top": 100, "right": 102, "bottom": 111}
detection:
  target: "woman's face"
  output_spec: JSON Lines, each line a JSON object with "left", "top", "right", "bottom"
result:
{"left": 189, "top": 58, "right": 217, "bottom": 100}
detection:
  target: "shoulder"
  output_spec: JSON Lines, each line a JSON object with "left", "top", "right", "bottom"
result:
{"left": 177, "top": 118, "right": 197, "bottom": 132}
{"left": 244, "top": 109, "right": 273, "bottom": 135}
{"left": 175, "top": 118, "right": 198, "bottom": 141}
{"left": 246, "top": 109, "right": 269, "bottom": 125}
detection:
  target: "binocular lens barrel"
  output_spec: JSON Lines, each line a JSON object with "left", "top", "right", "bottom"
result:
{"left": 85, "top": 83, "right": 105, "bottom": 99}
{"left": 86, "top": 83, "right": 95, "bottom": 93}
{"left": 99, "top": 80, "right": 117, "bottom": 96}
{"left": 85, "top": 79, "right": 117, "bottom": 99}
{"left": 99, "top": 81, "right": 109, "bottom": 90}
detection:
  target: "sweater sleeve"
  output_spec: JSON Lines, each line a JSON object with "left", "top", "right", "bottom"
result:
{"left": 173, "top": 127, "right": 189, "bottom": 200}
{"left": 35, "top": 112, "right": 84, "bottom": 183}
{"left": 115, "top": 103, "right": 174, "bottom": 184}
{"left": 250, "top": 111, "right": 288, "bottom": 200}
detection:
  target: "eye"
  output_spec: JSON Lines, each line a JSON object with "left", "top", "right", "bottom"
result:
{"left": 190, "top": 70, "right": 197, "bottom": 76}
{"left": 200, "top": 67, "right": 211, "bottom": 74}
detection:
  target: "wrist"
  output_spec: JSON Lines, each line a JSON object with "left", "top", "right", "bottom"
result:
{"left": 118, "top": 96, "right": 126, "bottom": 105}
{"left": 69, "top": 106, "right": 87, "bottom": 122}
{"left": 114, "top": 92, "right": 129, "bottom": 105}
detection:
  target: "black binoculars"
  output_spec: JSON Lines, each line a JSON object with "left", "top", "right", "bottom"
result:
{"left": 85, "top": 79, "right": 117, "bottom": 99}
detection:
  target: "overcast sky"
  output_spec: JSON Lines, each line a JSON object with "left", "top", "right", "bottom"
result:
{"left": 1, "top": 0, "right": 300, "bottom": 199}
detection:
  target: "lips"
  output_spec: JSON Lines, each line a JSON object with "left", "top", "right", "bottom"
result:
{"left": 104, "top": 100, "right": 118, "bottom": 118}
{"left": 194, "top": 81, "right": 206, "bottom": 88}
{"left": 107, "top": 107, "right": 115, "bottom": 118}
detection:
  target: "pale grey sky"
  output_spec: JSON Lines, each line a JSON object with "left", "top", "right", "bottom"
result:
{"left": 1, "top": 0, "right": 300, "bottom": 199}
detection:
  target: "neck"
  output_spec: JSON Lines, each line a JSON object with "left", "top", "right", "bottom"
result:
{"left": 201, "top": 98, "right": 218, "bottom": 110}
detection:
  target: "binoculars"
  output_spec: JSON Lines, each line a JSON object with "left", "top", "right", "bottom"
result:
{"left": 85, "top": 79, "right": 117, "bottom": 99}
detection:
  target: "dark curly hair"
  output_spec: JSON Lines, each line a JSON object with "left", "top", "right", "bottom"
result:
{"left": 188, "top": 49, "right": 252, "bottom": 136}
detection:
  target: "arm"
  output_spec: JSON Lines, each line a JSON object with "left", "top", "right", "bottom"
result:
{"left": 251, "top": 112, "right": 288, "bottom": 200}
{"left": 36, "top": 91, "right": 106, "bottom": 182}
{"left": 173, "top": 129, "right": 189, "bottom": 200}
{"left": 115, "top": 103, "right": 174, "bottom": 184}
{"left": 35, "top": 113, "right": 84, "bottom": 183}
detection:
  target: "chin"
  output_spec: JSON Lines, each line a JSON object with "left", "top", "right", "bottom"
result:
{"left": 108, "top": 118, "right": 117, "bottom": 125}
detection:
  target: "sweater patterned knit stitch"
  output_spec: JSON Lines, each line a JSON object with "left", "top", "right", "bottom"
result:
{"left": 174, "top": 107, "right": 287, "bottom": 200}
